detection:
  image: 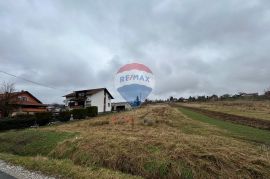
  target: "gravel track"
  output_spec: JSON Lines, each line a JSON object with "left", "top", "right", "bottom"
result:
{"left": 0, "top": 160, "right": 55, "bottom": 179}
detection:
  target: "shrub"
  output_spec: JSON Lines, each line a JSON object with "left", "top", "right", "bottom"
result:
{"left": 13, "top": 114, "right": 34, "bottom": 122}
{"left": 71, "top": 107, "right": 98, "bottom": 120}
{"left": 35, "top": 112, "right": 53, "bottom": 126}
{"left": 57, "top": 111, "right": 71, "bottom": 122}
{"left": 72, "top": 109, "right": 87, "bottom": 119}
{"left": 0, "top": 112, "right": 53, "bottom": 131}
{"left": 86, "top": 106, "right": 98, "bottom": 117}
{"left": 0, "top": 116, "right": 35, "bottom": 131}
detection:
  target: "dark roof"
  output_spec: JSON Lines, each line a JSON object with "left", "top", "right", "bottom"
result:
{"left": 63, "top": 88, "right": 114, "bottom": 99}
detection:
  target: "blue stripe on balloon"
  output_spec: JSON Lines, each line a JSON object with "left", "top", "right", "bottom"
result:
{"left": 117, "top": 84, "right": 152, "bottom": 106}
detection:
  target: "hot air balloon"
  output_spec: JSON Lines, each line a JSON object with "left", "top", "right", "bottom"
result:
{"left": 114, "top": 63, "right": 155, "bottom": 107}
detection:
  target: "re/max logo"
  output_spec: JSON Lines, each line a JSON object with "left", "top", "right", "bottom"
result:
{"left": 120, "top": 74, "right": 150, "bottom": 83}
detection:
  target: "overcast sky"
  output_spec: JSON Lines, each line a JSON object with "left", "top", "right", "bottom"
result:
{"left": 1, "top": 0, "right": 270, "bottom": 103}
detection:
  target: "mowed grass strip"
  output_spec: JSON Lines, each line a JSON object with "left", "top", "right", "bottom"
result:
{"left": 0, "top": 129, "right": 76, "bottom": 156}
{"left": 181, "top": 101, "right": 270, "bottom": 121}
{"left": 179, "top": 107, "right": 270, "bottom": 145}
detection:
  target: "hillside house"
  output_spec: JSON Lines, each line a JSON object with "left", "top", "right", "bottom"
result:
{"left": 265, "top": 91, "right": 270, "bottom": 97}
{"left": 239, "top": 92, "right": 259, "bottom": 97}
{"left": 63, "top": 88, "right": 113, "bottom": 113}
{"left": 0, "top": 91, "right": 47, "bottom": 118}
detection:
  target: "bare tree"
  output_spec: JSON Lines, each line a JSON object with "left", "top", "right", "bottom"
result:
{"left": 0, "top": 82, "right": 16, "bottom": 117}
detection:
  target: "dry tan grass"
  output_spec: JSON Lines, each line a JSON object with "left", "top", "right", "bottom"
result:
{"left": 0, "top": 153, "right": 141, "bottom": 179}
{"left": 182, "top": 100, "right": 270, "bottom": 121}
{"left": 45, "top": 104, "right": 270, "bottom": 178}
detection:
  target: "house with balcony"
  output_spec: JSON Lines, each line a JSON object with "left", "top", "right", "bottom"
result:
{"left": 63, "top": 88, "right": 113, "bottom": 113}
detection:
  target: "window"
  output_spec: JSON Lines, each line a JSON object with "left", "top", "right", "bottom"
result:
{"left": 78, "top": 93, "right": 85, "bottom": 97}
{"left": 86, "top": 100, "right": 91, "bottom": 107}
{"left": 18, "top": 96, "right": 28, "bottom": 101}
{"left": 108, "top": 103, "right": 110, "bottom": 107}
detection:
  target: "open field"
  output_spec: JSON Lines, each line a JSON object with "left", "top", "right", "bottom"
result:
{"left": 177, "top": 105, "right": 270, "bottom": 130}
{"left": 180, "top": 100, "right": 270, "bottom": 121}
{"left": 0, "top": 104, "right": 270, "bottom": 178}
{"left": 179, "top": 107, "right": 270, "bottom": 145}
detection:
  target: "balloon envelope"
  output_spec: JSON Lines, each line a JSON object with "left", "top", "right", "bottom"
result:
{"left": 114, "top": 63, "right": 155, "bottom": 106}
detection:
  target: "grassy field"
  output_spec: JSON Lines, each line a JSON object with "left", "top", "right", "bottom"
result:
{"left": 0, "top": 129, "right": 139, "bottom": 179}
{"left": 0, "top": 104, "right": 269, "bottom": 178}
{"left": 0, "top": 130, "right": 75, "bottom": 156}
{"left": 179, "top": 107, "right": 270, "bottom": 145}
{"left": 181, "top": 100, "right": 270, "bottom": 121}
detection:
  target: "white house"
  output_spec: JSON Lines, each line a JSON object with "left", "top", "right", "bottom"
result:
{"left": 63, "top": 88, "right": 114, "bottom": 113}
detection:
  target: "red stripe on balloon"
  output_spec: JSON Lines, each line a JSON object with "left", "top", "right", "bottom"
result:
{"left": 117, "top": 63, "right": 153, "bottom": 74}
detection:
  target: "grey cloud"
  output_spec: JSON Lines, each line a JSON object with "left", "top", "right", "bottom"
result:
{"left": 1, "top": 0, "right": 270, "bottom": 103}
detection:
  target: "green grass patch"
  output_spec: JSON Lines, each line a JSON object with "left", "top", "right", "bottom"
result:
{"left": 144, "top": 160, "right": 170, "bottom": 177}
{"left": 0, "top": 129, "right": 76, "bottom": 156}
{"left": 179, "top": 108, "right": 270, "bottom": 145}
{"left": 147, "top": 145, "right": 161, "bottom": 153}
{"left": 176, "top": 161, "right": 193, "bottom": 179}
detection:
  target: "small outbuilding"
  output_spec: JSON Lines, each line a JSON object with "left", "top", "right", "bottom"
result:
{"left": 112, "top": 102, "right": 132, "bottom": 112}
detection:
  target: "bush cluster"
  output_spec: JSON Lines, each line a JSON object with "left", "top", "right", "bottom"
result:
{"left": 35, "top": 112, "right": 53, "bottom": 126}
{"left": 0, "top": 106, "right": 99, "bottom": 131}
{"left": 86, "top": 106, "right": 98, "bottom": 117}
{"left": 72, "top": 109, "right": 87, "bottom": 119}
{"left": 57, "top": 111, "right": 71, "bottom": 122}
{"left": 0, "top": 112, "right": 53, "bottom": 131}
{"left": 71, "top": 106, "right": 98, "bottom": 119}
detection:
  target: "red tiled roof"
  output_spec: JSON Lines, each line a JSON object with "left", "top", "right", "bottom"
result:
{"left": 0, "top": 91, "right": 44, "bottom": 105}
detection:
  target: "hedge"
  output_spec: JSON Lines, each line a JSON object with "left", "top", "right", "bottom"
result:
{"left": 0, "top": 106, "right": 99, "bottom": 131}
{"left": 86, "top": 106, "right": 98, "bottom": 117}
{"left": 0, "top": 113, "right": 52, "bottom": 131}
{"left": 57, "top": 111, "right": 71, "bottom": 122}
{"left": 69, "top": 106, "right": 98, "bottom": 120}
{"left": 72, "top": 108, "right": 87, "bottom": 119}
{"left": 0, "top": 117, "right": 33, "bottom": 131}
{"left": 35, "top": 112, "right": 53, "bottom": 126}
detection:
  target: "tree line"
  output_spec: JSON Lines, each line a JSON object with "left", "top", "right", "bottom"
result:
{"left": 145, "top": 89, "right": 270, "bottom": 103}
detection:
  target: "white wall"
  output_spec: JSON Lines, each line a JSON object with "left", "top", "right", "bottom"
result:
{"left": 105, "top": 91, "right": 112, "bottom": 112}
{"left": 86, "top": 90, "right": 112, "bottom": 113}
{"left": 65, "top": 89, "right": 112, "bottom": 113}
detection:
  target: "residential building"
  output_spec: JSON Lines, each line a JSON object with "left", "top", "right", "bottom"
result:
{"left": 239, "top": 92, "right": 259, "bottom": 97}
{"left": 63, "top": 88, "right": 113, "bottom": 113}
{"left": 0, "top": 90, "right": 47, "bottom": 118}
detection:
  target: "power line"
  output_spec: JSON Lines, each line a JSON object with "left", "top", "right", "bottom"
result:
{"left": 0, "top": 70, "right": 57, "bottom": 90}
